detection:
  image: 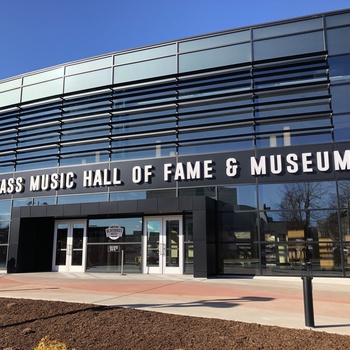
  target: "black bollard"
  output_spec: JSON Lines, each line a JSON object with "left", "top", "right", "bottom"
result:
{"left": 301, "top": 262, "right": 315, "bottom": 327}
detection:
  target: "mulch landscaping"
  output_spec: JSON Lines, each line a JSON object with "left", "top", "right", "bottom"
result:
{"left": 0, "top": 298, "right": 349, "bottom": 350}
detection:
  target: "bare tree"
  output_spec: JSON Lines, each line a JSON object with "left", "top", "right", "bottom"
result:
{"left": 278, "top": 182, "right": 329, "bottom": 237}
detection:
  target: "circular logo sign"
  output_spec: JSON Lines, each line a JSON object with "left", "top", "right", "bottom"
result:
{"left": 105, "top": 225, "right": 124, "bottom": 240}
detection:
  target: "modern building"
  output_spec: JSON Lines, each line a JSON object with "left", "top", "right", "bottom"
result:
{"left": 1, "top": 9, "right": 350, "bottom": 278}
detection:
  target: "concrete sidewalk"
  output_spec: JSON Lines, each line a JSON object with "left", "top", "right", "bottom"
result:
{"left": 0, "top": 272, "right": 349, "bottom": 336}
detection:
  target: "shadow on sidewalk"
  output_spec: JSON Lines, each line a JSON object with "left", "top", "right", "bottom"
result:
{"left": 107, "top": 296, "right": 274, "bottom": 310}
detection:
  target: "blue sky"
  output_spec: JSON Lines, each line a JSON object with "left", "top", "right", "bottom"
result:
{"left": 0, "top": 0, "right": 349, "bottom": 81}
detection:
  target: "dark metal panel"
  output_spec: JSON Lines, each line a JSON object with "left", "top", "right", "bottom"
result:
{"left": 193, "top": 209, "right": 207, "bottom": 277}
{"left": 98, "top": 202, "right": 117, "bottom": 215}
{"left": 193, "top": 196, "right": 207, "bottom": 211}
{"left": 19, "top": 206, "right": 31, "bottom": 218}
{"left": 137, "top": 198, "right": 158, "bottom": 213}
{"left": 62, "top": 204, "right": 81, "bottom": 217}
{"left": 46, "top": 205, "right": 64, "bottom": 217}
{"left": 9, "top": 218, "right": 20, "bottom": 244}
{"left": 178, "top": 197, "right": 193, "bottom": 211}
{"left": 81, "top": 202, "right": 99, "bottom": 215}
{"left": 117, "top": 200, "right": 138, "bottom": 214}
{"left": 158, "top": 198, "right": 178, "bottom": 212}
{"left": 31, "top": 205, "right": 47, "bottom": 217}
{"left": 11, "top": 207, "right": 21, "bottom": 219}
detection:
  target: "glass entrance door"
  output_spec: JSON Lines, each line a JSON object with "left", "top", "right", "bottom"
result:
{"left": 143, "top": 216, "right": 183, "bottom": 274}
{"left": 53, "top": 220, "right": 87, "bottom": 272}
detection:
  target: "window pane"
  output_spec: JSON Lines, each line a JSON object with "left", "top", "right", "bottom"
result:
{"left": 327, "top": 26, "right": 350, "bottom": 55}
{"left": 330, "top": 85, "right": 350, "bottom": 113}
{"left": 179, "top": 30, "right": 250, "bottom": 52}
{"left": 218, "top": 185, "right": 257, "bottom": 211}
{"left": 88, "top": 217, "right": 142, "bottom": 243}
{"left": 57, "top": 193, "right": 108, "bottom": 204}
{"left": 258, "top": 182, "right": 337, "bottom": 211}
{"left": 179, "top": 43, "right": 250, "bottom": 73}
{"left": 329, "top": 55, "right": 350, "bottom": 82}
{"left": 0, "top": 89, "right": 21, "bottom": 107}
{"left": 64, "top": 69, "right": 112, "bottom": 93}
{"left": 333, "top": 114, "right": 350, "bottom": 141}
{"left": 110, "top": 191, "right": 146, "bottom": 201}
{"left": 0, "top": 201, "right": 11, "bottom": 220}
{"left": 114, "top": 57, "right": 176, "bottom": 84}
{"left": 114, "top": 44, "right": 175, "bottom": 65}
{"left": 178, "top": 187, "right": 216, "bottom": 199}
{"left": 23, "top": 67, "right": 64, "bottom": 85}
{"left": 253, "top": 32, "right": 324, "bottom": 61}
{"left": 66, "top": 57, "right": 112, "bottom": 75}
{"left": 0, "top": 221, "right": 10, "bottom": 244}
{"left": 22, "top": 79, "right": 63, "bottom": 102}
{"left": 326, "top": 12, "right": 350, "bottom": 27}
{"left": 0, "top": 78, "right": 21, "bottom": 93}
{"left": 253, "top": 18, "right": 322, "bottom": 40}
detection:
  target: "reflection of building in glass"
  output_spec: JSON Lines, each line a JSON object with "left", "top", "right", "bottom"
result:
{"left": 1, "top": 9, "right": 350, "bottom": 277}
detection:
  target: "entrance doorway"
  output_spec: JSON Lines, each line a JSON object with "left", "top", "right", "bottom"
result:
{"left": 143, "top": 216, "right": 183, "bottom": 274}
{"left": 52, "top": 220, "right": 87, "bottom": 272}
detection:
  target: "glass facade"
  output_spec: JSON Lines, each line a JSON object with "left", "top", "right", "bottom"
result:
{"left": 1, "top": 9, "right": 350, "bottom": 277}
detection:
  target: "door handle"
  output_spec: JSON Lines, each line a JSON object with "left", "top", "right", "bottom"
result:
{"left": 159, "top": 243, "right": 166, "bottom": 256}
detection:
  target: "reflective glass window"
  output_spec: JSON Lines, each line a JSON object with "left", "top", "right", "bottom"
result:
{"left": 255, "top": 98, "right": 330, "bottom": 118}
{"left": 253, "top": 18, "right": 322, "bottom": 39}
{"left": 329, "top": 55, "right": 350, "bottom": 82}
{"left": 333, "top": 114, "right": 350, "bottom": 141}
{"left": 0, "top": 78, "right": 21, "bottom": 93}
{"left": 218, "top": 185, "right": 257, "bottom": 211}
{"left": 337, "top": 180, "right": 350, "bottom": 208}
{"left": 179, "top": 108, "right": 252, "bottom": 127}
{"left": 256, "top": 129, "right": 332, "bottom": 148}
{"left": 217, "top": 211, "right": 259, "bottom": 275}
{"left": 66, "top": 57, "right": 112, "bottom": 75}
{"left": 110, "top": 191, "right": 146, "bottom": 201}
{"left": 260, "top": 242, "right": 343, "bottom": 277}
{"left": 59, "top": 152, "right": 109, "bottom": 166}
{"left": 178, "top": 187, "right": 216, "bottom": 199}
{"left": 64, "top": 69, "right": 112, "bottom": 93}
{"left": 111, "top": 143, "right": 175, "bottom": 161}
{"left": 179, "top": 43, "right": 250, "bottom": 73}
{"left": 23, "top": 67, "right": 64, "bottom": 85}
{"left": 0, "top": 221, "right": 9, "bottom": 244}
{"left": 327, "top": 26, "right": 350, "bottom": 55}
{"left": 22, "top": 79, "right": 63, "bottom": 102}
{"left": 0, "top": 165, "right": 14, "bottom": 173}
{"left": 57, "top": 193, "right": 108, "bottom": 204}
{"left": 33, "top": 197, "right": 56, "bottom": 205}
{"left": 16, "top": 146, "right": 57, "bottom": 159}
{"left": 114, "top": 57, "right": 176, "bottom": 84}
{"left": 253, "top": 32, "right": 324, "bottom": 61}
{"left": 16, "top": 158, "right": 58, "bottom": 171}
{"left": 0, "top": 89, "right": 21, "bottom": 107}
{"left": 114, "top": 44, "right": 175, "bottom": 65}
{"left": 258, "top": 182, "right": 337, "bottom": 211}
{"left": 330, "top": 84, "right": 350, "bottom": 114}
{"left": 60, "top": 141, "right": 109, "bottom": 154}
{"left": 88, "top": 217, "right": 142, "bottom": 243}
{"left": 179, "top": 124, "right": 253, "bottom": 141}
{"left": 0, "top": 246, "right": 7, "bottom": 269}
{"left": 0, "top": 200, "right": 11, "bottom": 220}
{"left": 13, "top": 198, "right": 33, "bottom": 207}
{"left": 326, "top": 12, "right": 350, "bottom": 27}
{"left": 179, "top": 137, "right": 253, "bottom": 155}
{"left": 179, "top": 30, "right": 250, "bottom": 52}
